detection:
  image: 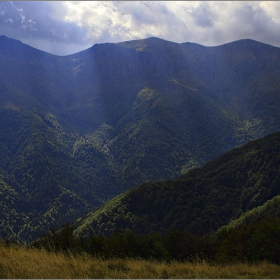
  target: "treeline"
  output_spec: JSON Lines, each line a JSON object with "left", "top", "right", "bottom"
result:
{"left": 31, "top": 216, "right": 280, "bottom": 264}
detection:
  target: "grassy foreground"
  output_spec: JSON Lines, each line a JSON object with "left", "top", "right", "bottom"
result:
{"left": 1, "top": 244, "right": 280, "bottom": 279}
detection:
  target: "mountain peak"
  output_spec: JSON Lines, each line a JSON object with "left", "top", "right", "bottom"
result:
{"left": 0, "top": 35, "right": 23, "bottom": 48}
{"left": 1, "top": 36, "right": 280, "bottom": 241}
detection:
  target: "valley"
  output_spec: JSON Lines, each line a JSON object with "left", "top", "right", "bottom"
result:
{"left": 0, "top": 35, "right": 280, "bottom": 244}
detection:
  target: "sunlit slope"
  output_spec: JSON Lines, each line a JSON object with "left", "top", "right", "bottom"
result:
{"left": 73, "top": 132, "right": 280, "bottom": 238}
{"left": 217, "top": 195, "right": 280, "bottom": 233}
{"left": 1, "top": 36, "right": 280, "bottom": 241}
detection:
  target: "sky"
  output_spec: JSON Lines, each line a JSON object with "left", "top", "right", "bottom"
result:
{"left": 0, "top": 1, "right": 280, "bottom": 56}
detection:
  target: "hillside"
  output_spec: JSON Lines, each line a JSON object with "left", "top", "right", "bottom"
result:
{"left": 217, "top": 194, "right": 280, "bottom": 232}
{"left": 73, "top": 132, "right": 280, "bottom": 238}
{"left": 1, "top": 36, "right": 280, "bottom": 241}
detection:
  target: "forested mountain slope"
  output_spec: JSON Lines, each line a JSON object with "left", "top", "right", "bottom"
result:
{"left": 217, "top": 194, "right": 280, "bottom": 233}
{"left": 1, "top": 36, "right": 280, "bottom": 241}
{"left": 73, "top": 132, "right": 280, "bottom": 238}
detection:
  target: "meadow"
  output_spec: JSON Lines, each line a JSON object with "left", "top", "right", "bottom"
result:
{"left": 1, "top": 242, "right": 280, "bottom": 279}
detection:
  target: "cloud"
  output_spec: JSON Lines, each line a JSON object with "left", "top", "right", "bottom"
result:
{"left": 0, "top": 1, "right": 279, "bottom": 55}
{"left": 0, "top": 1, "right": 88, "bottom": 55}
{"left": 202, "top": 2, "right": 280, "bottom": 46}
{"left": 191, "top": 2, "right": 216, "bottom": 28}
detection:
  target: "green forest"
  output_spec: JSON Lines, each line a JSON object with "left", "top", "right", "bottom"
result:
{"left": 31, "top": 216, "right": 280, "bottom": 265}
{"left": 73, "top": 132, "right": 280, "bottom": 239}
{"left": 1, "top": 35, "right": 280, "bottom": 254}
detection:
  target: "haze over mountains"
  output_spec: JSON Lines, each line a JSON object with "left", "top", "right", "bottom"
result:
{"left": 1, "top": 35, "right": 280, "bottom": 241}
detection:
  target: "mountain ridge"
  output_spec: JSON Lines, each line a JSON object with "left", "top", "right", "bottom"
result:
{"left": 1, "top": 36, "right": 280, "bottom": 241}
{"left": 73, "top": 132, "right": 280, "bottom": 238}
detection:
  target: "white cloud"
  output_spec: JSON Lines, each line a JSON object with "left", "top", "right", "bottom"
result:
{"left": 0, "top": 1, "right": 280, "bottom": 55}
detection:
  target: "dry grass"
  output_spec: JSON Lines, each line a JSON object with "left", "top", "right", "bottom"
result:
{"left": 1, "top": 243, "right": 280, "bottom": 278}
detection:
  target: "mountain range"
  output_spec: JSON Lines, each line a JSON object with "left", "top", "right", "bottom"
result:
{"left": 1, "top": 35, "right": 280, "bottom": 241}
